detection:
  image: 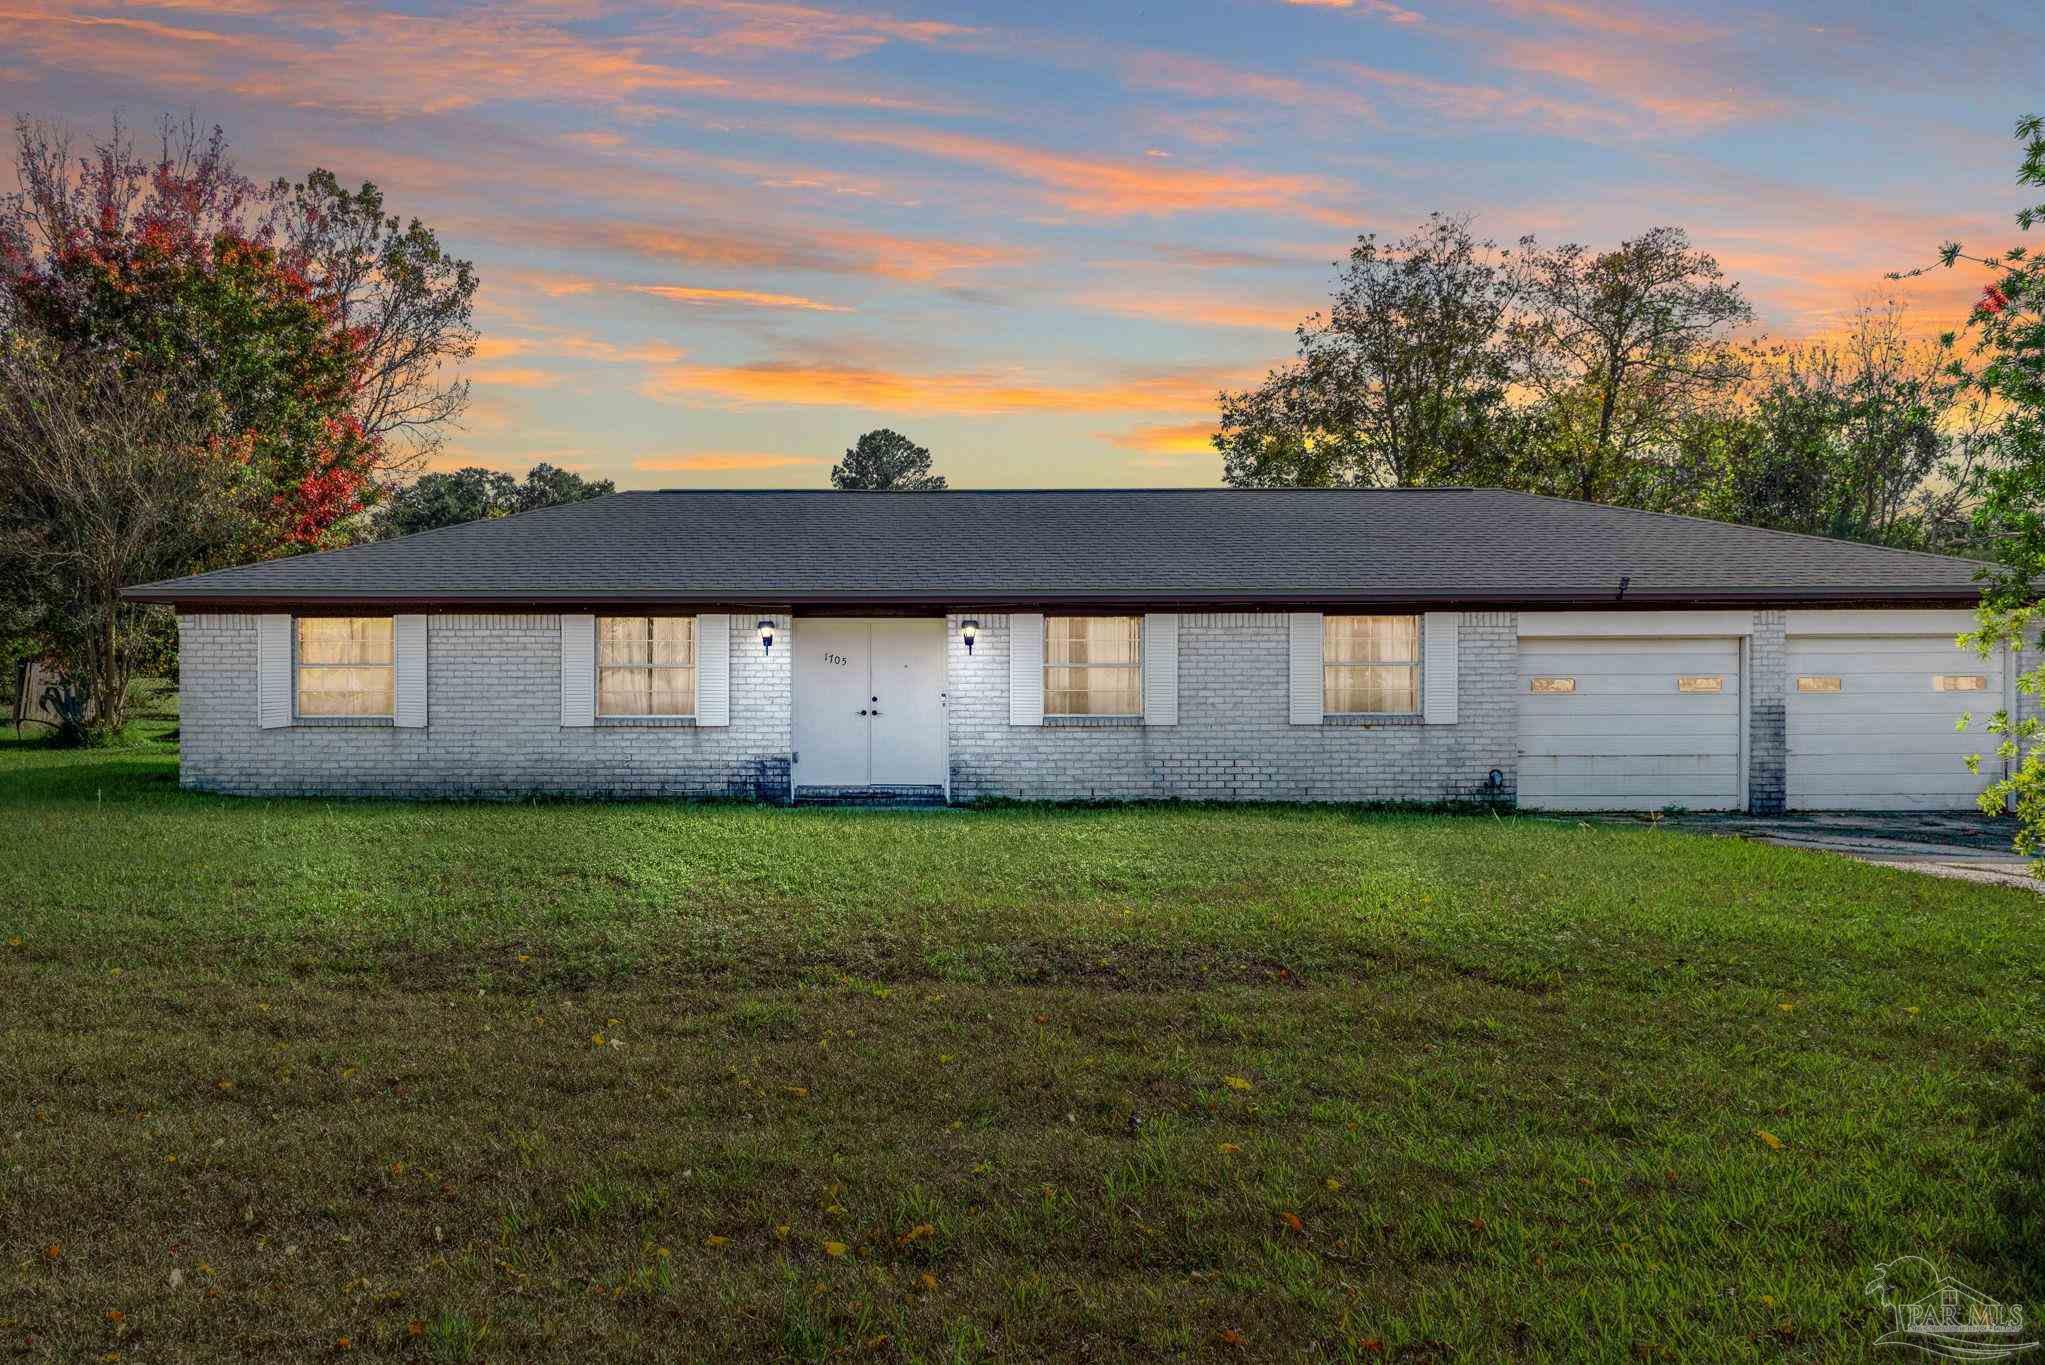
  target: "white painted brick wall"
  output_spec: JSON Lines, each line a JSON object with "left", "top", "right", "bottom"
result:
{"left": 942, "top": 611, "right": 1520, "bottom": 803}
{"left": 177, "top": 613, "right": 792, "bottom": 799}
{"left": 177, "top": 607, "right": 1815, "bottom": 807}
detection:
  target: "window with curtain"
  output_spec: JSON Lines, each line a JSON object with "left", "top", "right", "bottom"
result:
{"left": 295, "top": 617, "right": 394, "bottom": 717}
{"left": 1045, "top": 616, "right": 1142, "bottom": 716}
{"left": 597, "top": 617, "right": 697, "bottom": 717}
{"left": 1323, "top": 615, "right": 1420, "bottom": 714}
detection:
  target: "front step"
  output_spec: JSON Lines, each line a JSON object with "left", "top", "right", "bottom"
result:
{"left": 792, "top": 784, "right": 947, "bottom": 807}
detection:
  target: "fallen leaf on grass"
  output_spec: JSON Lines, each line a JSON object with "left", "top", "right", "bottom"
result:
{"left": 1223, "top": 1076, "right": 1252, "bottom": 1091}
{"left": 822, "top": 1241, "right": 848, "bottom": 1258}
{"left": 919, "top": 1272, "right": 938, "bottom": 1292}
{"left": 785, "top": 1086, "right": 809, "bottom": 1098}
{"left": 1325, "top": 1178, "right": 1342, "bottom": 1191}
{"left": 705, "top": 1235, "right": 729, "bottom": 1248}
{"left": 897, "top": 1224, "right": 935, "bottom": 1246}
{"left": 1218, "top": 1328, "right": 1246, "bottom": 1346}
{"left": 407, "top": 1321, "right": 424, "bottom": 1337}
{"left": 1755, "top": 1129, "right": 1784, "bottom": 1151}
{"left": 1218, "top": 1143, "right": 1241, "bottom": 1154}
{"left": 1279, "top": 1211, "right": 1304, "bottom": 1234}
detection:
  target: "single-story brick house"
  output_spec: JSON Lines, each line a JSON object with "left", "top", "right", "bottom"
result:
{"left": 124, "top": 488, "right": 2027, "bottom": 812}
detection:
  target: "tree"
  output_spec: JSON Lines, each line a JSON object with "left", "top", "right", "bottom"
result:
{"left": 271, "top": 169, "right": 477, "bottom": 461}
{"left": 2, "top": 116, "right": 374, "bottom": 553}
{"left": 371, "top": 462, "right": 615, "bottom": 539}
{"left": 1695, "top": 302, "right": 1979, "bottom": 548}
{"left": 1923, "top": 115, "right": 2045, "bottom": 856}
{"left": 831, "top": 429, "right": 947, "bottom": 490}
{"left": 1, "top": 114, "right": 479, "bottom": 538}
{"left": 1509, "top": 226, "right": 1754, "bottom": 504}
{"left": 0, "top": 332, "right": 251, "bottom": 742}
{"left": 1217, "top": 215, "right": 1523, "bottom": 488}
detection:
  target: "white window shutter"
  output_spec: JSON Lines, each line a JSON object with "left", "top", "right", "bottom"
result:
{"left": 560, "top": 614, "right": 595, "bottom": 727}
{"left": 1423, "top": 611, "right": 1459, "bottom": 725}
{"left": 696, "top": 614, "right": 731, "bottom": 726}
{"left": 1288, "top": 612, "right": 1323, "bottom": 726}
{"left": 1143, "top": 613, "right": 1178, "bottom": 726}
{"left": 393, "top": 615, "right": 428, "bottom": 728}
{"left": 1009, "top": 612, "right": 1044, "bottom": 726}
{"left": 257, "top": 613, "right": 292, "bottom": 728}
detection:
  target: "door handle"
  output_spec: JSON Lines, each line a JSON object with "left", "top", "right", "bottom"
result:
{"left": 857, "top": 709, "right": 869, "bottom": 716}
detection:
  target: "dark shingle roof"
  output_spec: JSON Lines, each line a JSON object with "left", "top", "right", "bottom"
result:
{"left": 123, "top": 488, "right": 1993, "bottom": 608}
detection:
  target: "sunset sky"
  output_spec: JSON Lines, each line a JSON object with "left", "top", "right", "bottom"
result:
{"left": 3, "top": 0, "right": 2039, "bottom": 489}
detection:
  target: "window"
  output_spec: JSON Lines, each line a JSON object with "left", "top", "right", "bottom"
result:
{"left": 1045, "top": 616, "right": 1141, "bottom": 716}
{"left": 1934, "top": 674, "right": 1988, "bottom": 692}
{"left": 296, "top": 617, "right": 393, "bottom": 717}
{"left": 1677, "top": 676, "right": 1723, "bottom": 693}
{"left": 598, "top": 617, "right": 696, "bottom": 717}
{"left": 1797, "top": 675, "right": 1842, "bottom": 693}
{"left": 1528, "top": 677, "right": 1576, "bottom": 695}
{"left": 1324, "top": 615, "right": 1420, "bottom": 714}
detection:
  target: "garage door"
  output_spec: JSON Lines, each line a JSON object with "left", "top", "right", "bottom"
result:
{"left": 1519, "top": 637, "right": 1743, "bottom": 811}
{"left": 1787, "top": 635, "right": 2004, "bottom": 810}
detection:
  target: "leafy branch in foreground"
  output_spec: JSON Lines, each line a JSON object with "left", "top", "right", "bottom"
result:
{"left": 1927, "top": 116, "right": 2045, "bottom": 850}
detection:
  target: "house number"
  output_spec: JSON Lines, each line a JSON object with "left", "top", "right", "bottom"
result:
{"left": 823, "top": 652, "right": 849, "bottom": 666}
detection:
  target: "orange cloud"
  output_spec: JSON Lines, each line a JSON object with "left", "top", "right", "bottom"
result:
{"left": 1488, "top": 37, "right": 1761, "bottom": 130}
{"left": 1080, "top": 291, "right": 1306, "bottom": 331}
{"left": 1105, "top": 421, "right": 1217, "bottom": 455}
{"left": 2, "top": 0, "right": 971, "bottom": 120}
{"left": 466, "top": 366, "right": 563, "bottom": 388}
{"left": 628, "top": 284, "right": 849, "bottom": 312}
{"left": 1121, "top": 51, "right": 1375, "bottom": 122}
{"left": 633, "top": 452, "right": 825, "bottom": 471}
{"left": 530, "top": 217, "right": 1024, "bottom": 283}
{"left": 1342, "top": 63, "right": 1639, "bottom": 136}
{"left": 1486, "top": 0, "right": 1719, "bottom": 41}
{"left": 818, "top": 125, "right": 1347, "bottom": 221}
{"left": 667, "top": 1, "right": 978, "bottom": 61}
{"left": 474, "top": 332, "right": 686, "bottom": 366}
{"left": 642, "top": 359, "right": 1236, "bottom": 416}
{"left": 1282, "top": 0, "right": 1423, "bottom": 21}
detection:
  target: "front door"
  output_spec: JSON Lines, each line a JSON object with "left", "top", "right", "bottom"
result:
{"left": 793, "top": 618, "right": 946, "bottom": 790}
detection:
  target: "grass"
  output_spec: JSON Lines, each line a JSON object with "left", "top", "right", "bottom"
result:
{"left": 2, "top": 725, "right": 2043, "bottom": 1361}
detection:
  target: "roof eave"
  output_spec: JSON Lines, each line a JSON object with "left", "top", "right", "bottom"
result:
{"left": 121, "top": 585, "right": 1988, "bottom": 611}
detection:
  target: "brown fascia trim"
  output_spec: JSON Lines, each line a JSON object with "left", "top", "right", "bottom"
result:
{"left": 125, "top": 586, "right": 1988, "bottom": 613}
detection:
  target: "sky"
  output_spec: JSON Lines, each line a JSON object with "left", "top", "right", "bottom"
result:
{"left": 1, "top": 0, "right": 2040, "bottom": 491}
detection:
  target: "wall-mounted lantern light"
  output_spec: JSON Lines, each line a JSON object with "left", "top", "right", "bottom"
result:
{"left": 961, "top": 619, "right": 979, "bottom": 655}
{"left": 758, "top": 619, "right": 776, "bottom": 654}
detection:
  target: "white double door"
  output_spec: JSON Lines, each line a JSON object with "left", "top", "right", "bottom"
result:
{"left": 792, "top": 618, "right": 946, "bottom": 789}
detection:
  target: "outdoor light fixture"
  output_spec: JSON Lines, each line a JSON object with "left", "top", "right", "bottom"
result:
{"left": 961, "top": 619, "right": 979, "bottom": 654}
{"left": 758, "top": 619, "right": 776, "bottom": 654}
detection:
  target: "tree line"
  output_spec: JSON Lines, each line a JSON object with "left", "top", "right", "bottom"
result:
{"left": 1215, "top": 215, "right": 1987, "bottom": 552}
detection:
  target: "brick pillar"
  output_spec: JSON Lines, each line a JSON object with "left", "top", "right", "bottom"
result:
{"left": 1748, "top": 609, "right": 1787, "bottom": 813}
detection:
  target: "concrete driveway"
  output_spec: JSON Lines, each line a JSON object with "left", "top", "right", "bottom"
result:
{"left": 1666, "top": 811, "right": 2040, "bottom": 891}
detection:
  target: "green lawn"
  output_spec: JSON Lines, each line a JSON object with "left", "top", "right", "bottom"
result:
{"left": 2, "top": 728, "right": 2042, "bottom": 1362}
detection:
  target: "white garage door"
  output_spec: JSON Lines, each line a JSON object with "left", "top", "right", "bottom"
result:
{"left": 1519, "top": 637, "right": 1743, "bottom": 812}
{"left": 1787, "top": 635, "right": 2004, "bottom": 810}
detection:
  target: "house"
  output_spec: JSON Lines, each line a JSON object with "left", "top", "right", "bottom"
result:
{"left": 122, "top": 488, "right": 2029, "bottom": 812}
